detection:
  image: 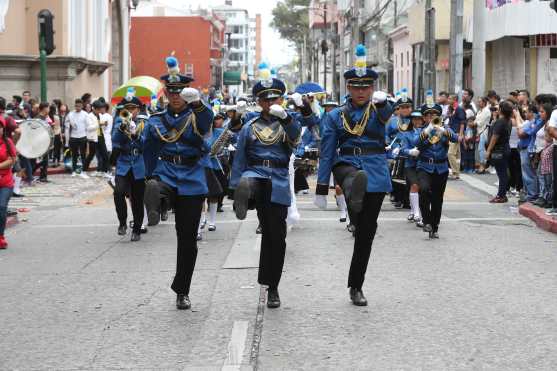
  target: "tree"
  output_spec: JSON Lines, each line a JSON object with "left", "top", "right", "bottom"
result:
{"left": 270, "top": 0, "right": 310, "bottom": 48}
{"left": 271, "top": 0, "right": 310, "bottom": 83}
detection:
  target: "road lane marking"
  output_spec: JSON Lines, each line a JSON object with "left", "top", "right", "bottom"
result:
{"left": 29, "top": 216, "right": 529, "bottom": 230}
{"left": 222, "top": 221, "right": 261, "bottom": 269}
{"left": 460, "top": 174, "right": 499, "bottom": 196}
{"left": 222, "top": 320, "right": 249, "bottom": 370}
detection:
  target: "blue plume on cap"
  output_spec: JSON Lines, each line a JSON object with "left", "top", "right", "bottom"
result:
{"left": 166, "top": 56, "right": 178, "bottom": 69}
{"left": 125, "top": 87, "right": 135, "bottom": 101}
{"left": 258, "top": 62, "right": 269, "bottom": 70}
{"left": 355, "top": 44, "right": 367, "bottom": 57}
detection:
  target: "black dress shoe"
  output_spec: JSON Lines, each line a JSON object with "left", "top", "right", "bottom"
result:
{"left": 160, "top": 209, "right": 169, "bottom": 221}
{"left": 176, "top": 294, "right": 191, "bottom": 310}
{"left": 118, "top": 225, "right": 127, "bottom": 235}
{"left": 233, "top": 177, "right": 251, "bottom": 220}
{"left": 339, "top": 217, "right": 347, "bottom": 222}
{"left": 349, "top": 170, "right": 367, "bottom": 213}
{"left": 256, "top": 224, "right": 262, "bottom": 234}
{"left": 140, "top": 226, "right": 148, "bottom": 234}
{"left": 349, "top": 288, "right": 368, "bottom": 306}
{"left": 217, "top": 206, "right": 224, "bottom": 213}
{"left": 267, "top": 288, "right": 281, "bottom": 308}
{"left": 130, "top": 232, "right": 141, "bottom": 242}
{"left": 423, "top": 224, "right": 433, "bottom": 233}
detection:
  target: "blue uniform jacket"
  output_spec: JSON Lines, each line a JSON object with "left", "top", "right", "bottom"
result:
{"left": 205, "top": 127, "right": 224, "bottom": 170}
{"left": 295, "top": 127, "right": 318, "bottom": 157}
{"left": 112, "top": 117, "right": 145, "bottom": 180}
{"left": 400, "top": 128, "right": 422, "bottom": 168}
{"left": 317, "top": 100, "right": 393, "bottom": 193}
{"left": 229, "top": 111, "right": 302, "bottom": 206}
{"left": 143, "top": 104, "right": 214, "bottom": 195}
{"left": 416, "top": 127, "right": 459, "bottom": 174}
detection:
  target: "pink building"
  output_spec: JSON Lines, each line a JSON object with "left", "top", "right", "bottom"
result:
{"left": 389, "top": 24, "right": 413, "bottom": 97}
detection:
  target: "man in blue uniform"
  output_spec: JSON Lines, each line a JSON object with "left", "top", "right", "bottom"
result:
{"left": 111, "top": 91, "right": 146, "bottom": 242}
{"left": 142, "top": 56, "right": 214, "bottom": 310}
{"left": 314, "top": 45, "right": 393, "bottom": 306}
{"left": 229, "top": 77, "right": 303, "bottom": 309}
{"left": 416, "top": 103, "right": 458, "bottom": 239}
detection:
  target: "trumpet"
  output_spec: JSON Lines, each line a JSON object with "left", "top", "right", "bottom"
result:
{"left": 118, "top": 109, "right": 137, "bottom": 137}
{"left": 428, "top": 117, "right": 444, "bottom": 144}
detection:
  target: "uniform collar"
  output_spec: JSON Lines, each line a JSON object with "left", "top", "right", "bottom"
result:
{"left": 166, "top": 106, "right": 190, "bottom": 118}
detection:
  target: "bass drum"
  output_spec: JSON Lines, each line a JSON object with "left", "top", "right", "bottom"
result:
{"left": 15, "top": 119, "right": 54, "bottom": 159}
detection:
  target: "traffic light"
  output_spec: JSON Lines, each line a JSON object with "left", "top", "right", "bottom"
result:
{"left": 38, "top": 9, "right": 55, "bottom": 55}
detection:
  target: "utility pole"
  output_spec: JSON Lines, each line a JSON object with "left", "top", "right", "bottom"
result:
{"left": 423, "top": 0, "right": 436, "bottom": 101}
{"left": 472, "top": 0, "right": 486, "bottom": 96}
{"left": 449, "top": 0, "right": 464, "bottom": 96}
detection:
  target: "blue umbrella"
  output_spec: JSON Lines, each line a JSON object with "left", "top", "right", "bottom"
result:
{"left": 295, "top": 82, "right": 325, "bottom": 95}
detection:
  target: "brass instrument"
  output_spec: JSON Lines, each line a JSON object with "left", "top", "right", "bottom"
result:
{"left": 428, "top": 116, "right": 444, "bottom": 144}
{"left": 210, "top": 128, "right": 233, "bottom": 156}
{"left": 118, "top": 108, "right": 144, "bottom": 138}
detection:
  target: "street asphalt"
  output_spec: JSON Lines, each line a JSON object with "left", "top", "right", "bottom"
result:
{"left": 1, "top": 173, "right": 556, "bottom": 370}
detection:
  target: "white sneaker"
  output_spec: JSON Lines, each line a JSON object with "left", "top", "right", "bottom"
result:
{"left": 71, "top": 172, "right": 77, "bottom": 177}
{"left": 79, "top": 172, "right": 90, "bottom": 179}
{"left": 302, "top": 189, "right": 309, "bottom": 194}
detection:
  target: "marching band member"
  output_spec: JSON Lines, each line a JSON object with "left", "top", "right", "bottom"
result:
{"left": 416, "top": 102, "right": 458, "bottom": 239}
{"left": 111, "top": 89, "right": 146, "bottom": 242}
{"left": 204, "top": 112, "right": 228, "bottom": 232}
{"left": 386, "top": 89, "right": 413, "bottom": 209}
{"left": 314, "top": 45, "right": 393, "bottom": 306}
{"left": 400, "top": 110, "right": 425, "bottom": 227}
{"left": 230, "top": 76, "right": 302, "bottom": 309}
{"left": 143, "top": 55, "right": 214, "bottom": 310}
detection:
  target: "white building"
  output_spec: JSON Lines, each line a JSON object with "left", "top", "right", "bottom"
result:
{"left": 472, "top": 0, "right": 557, "bottom": 96}
{"left": 212, "top": 1, "right": 250, "bottom": 95}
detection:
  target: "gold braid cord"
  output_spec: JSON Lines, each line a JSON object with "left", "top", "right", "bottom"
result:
{"left": 341, "top": 102, "right": 375, "bottom": 136}
{"left": 251, "top": 121, "right": 286, "bottom": 146}
{"left": 154, "top": 113, "right": 197, "bottom": 143}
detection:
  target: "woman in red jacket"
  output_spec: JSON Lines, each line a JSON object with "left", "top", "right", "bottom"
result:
{"left": 0, "top": 116, "right": 16, "bottom": 249}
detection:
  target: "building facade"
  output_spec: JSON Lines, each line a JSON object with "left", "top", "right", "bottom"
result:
{"left": 130, "top": 13, "right": 225, "bottom": 91}
{"left": 0, "top": 0, "right": 130, "bottom": 103}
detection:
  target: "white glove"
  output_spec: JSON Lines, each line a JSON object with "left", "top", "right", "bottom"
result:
{"left": 236, "top": 100, "right": 247, "bottom": 114}
{"left": 291, "top": 92, "right": 304, "bottom": 107}
{"left": 436, "top": 125, "right": 446, "bottom": 134}
{"left": 269, "top": 104, "right": 288, "bottom": 120}
{"left": 409, "top": 147, "right": 420, "bottom": 157}
{"left": 129, "top": 121, "right": 137, "bottom": 135}
{"left": 424, "top": 123, "right": 434, "bottom": 135}
{"left": 392, "top": 147, "right": 401, "bottom": 157}
{"left": 180, "top": 87, "right": 200, "bottom": 104}
{"left": 372, "top": 91, "right": 388, "bottom": 104}
{"left": 314, "top": 194, "right": 327, "bottom": 209}
{"left": 385, "top": 145, "right": 392, "bottom": 152}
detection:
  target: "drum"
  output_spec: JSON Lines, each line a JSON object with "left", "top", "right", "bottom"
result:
{"left": 390, "top": 157, "right": 406, "bottom": 185}
{"left": 294, "top": 148, "right": 319, "bottom": 175}
{"left": 16, "top": 119, "right": 54, "bottom": 159}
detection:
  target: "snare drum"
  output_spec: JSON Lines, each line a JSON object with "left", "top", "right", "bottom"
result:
{"left": 390, "top": 157, "right": 406, "bottom": 185}
{"left": 16, "top": 119, "right": 54, "bottom": 159}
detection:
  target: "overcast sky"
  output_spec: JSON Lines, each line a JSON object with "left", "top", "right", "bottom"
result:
{"left": 169, "top": 0, "right": 297, "bottom": 66}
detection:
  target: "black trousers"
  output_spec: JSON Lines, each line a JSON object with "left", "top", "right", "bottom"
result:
{"left": 114, "top": 171, "right": 145, "bottom": 233}
{"left": 333, "top": 164, "right": 385, "bottom": 289}
{"left": 248, "top": 178, "right": 288, "bottom": 289}
{"left": 508, "top": 148, "right": 523, "bottom": 192}
{"left": 171, "top": 195, "right": 204, "bottom": 295}
{"left": 96, "top": 136, "right": 109, "bottom": 173}
{"left": 294, "top": 168, "right": 309, "bottom": 193}
{"left": 69, "top": 137, "right": 87, "bottom": 172}
{"left": 52, "top": 135, "right": 62, "bottom": 163}
{"left": 83, "top": 140, "right": 97, "bottom": 172}
{"left": 417, "top": 170, "right": 448, "bottom": 232}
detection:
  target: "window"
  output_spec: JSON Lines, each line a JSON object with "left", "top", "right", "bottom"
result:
{"left": 406, "top": 51, "right": 409, "bottom": 67}
{"left": 551, "top": 48, "right": 557, "bottom": 59}
{"left": 400, "top": 53, "right": 403, "bottom": 68}
{"left": 233, "top": 25, "right": 243, "bottom": 34}
{"left": 395, "top": 54, "right": 397, "bottom": 67}
{"left": 185, "top": 63, "right": 194, "bottom": 78}
{"left": 230, "top": 39, "right": 243, "bottom": 49}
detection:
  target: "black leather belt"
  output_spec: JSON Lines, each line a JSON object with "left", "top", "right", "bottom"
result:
{"left": 419, "top": 157, "right": 448, "bottom": 164}
{"left": 340, "top": 147, "right": 385, "bottom": 156}
{"left": 159, "top": 154, "right": 199, "bottom": 166}
{"left": 121, "top": 148, "right": 142, "bottom": 156}
{"left": 248, "top": 159, "right": 289, "bottom": 168}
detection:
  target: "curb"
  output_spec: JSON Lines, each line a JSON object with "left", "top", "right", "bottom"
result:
{"left": 519, "top": 203, "right": 557, "bottom": 234}
{"left": 38, "top": 166, "right": 98, "bottom": 176}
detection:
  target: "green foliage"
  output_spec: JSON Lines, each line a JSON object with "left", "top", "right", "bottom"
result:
{"left": 270, "top": 0, "right": 310, "bottom": 48}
